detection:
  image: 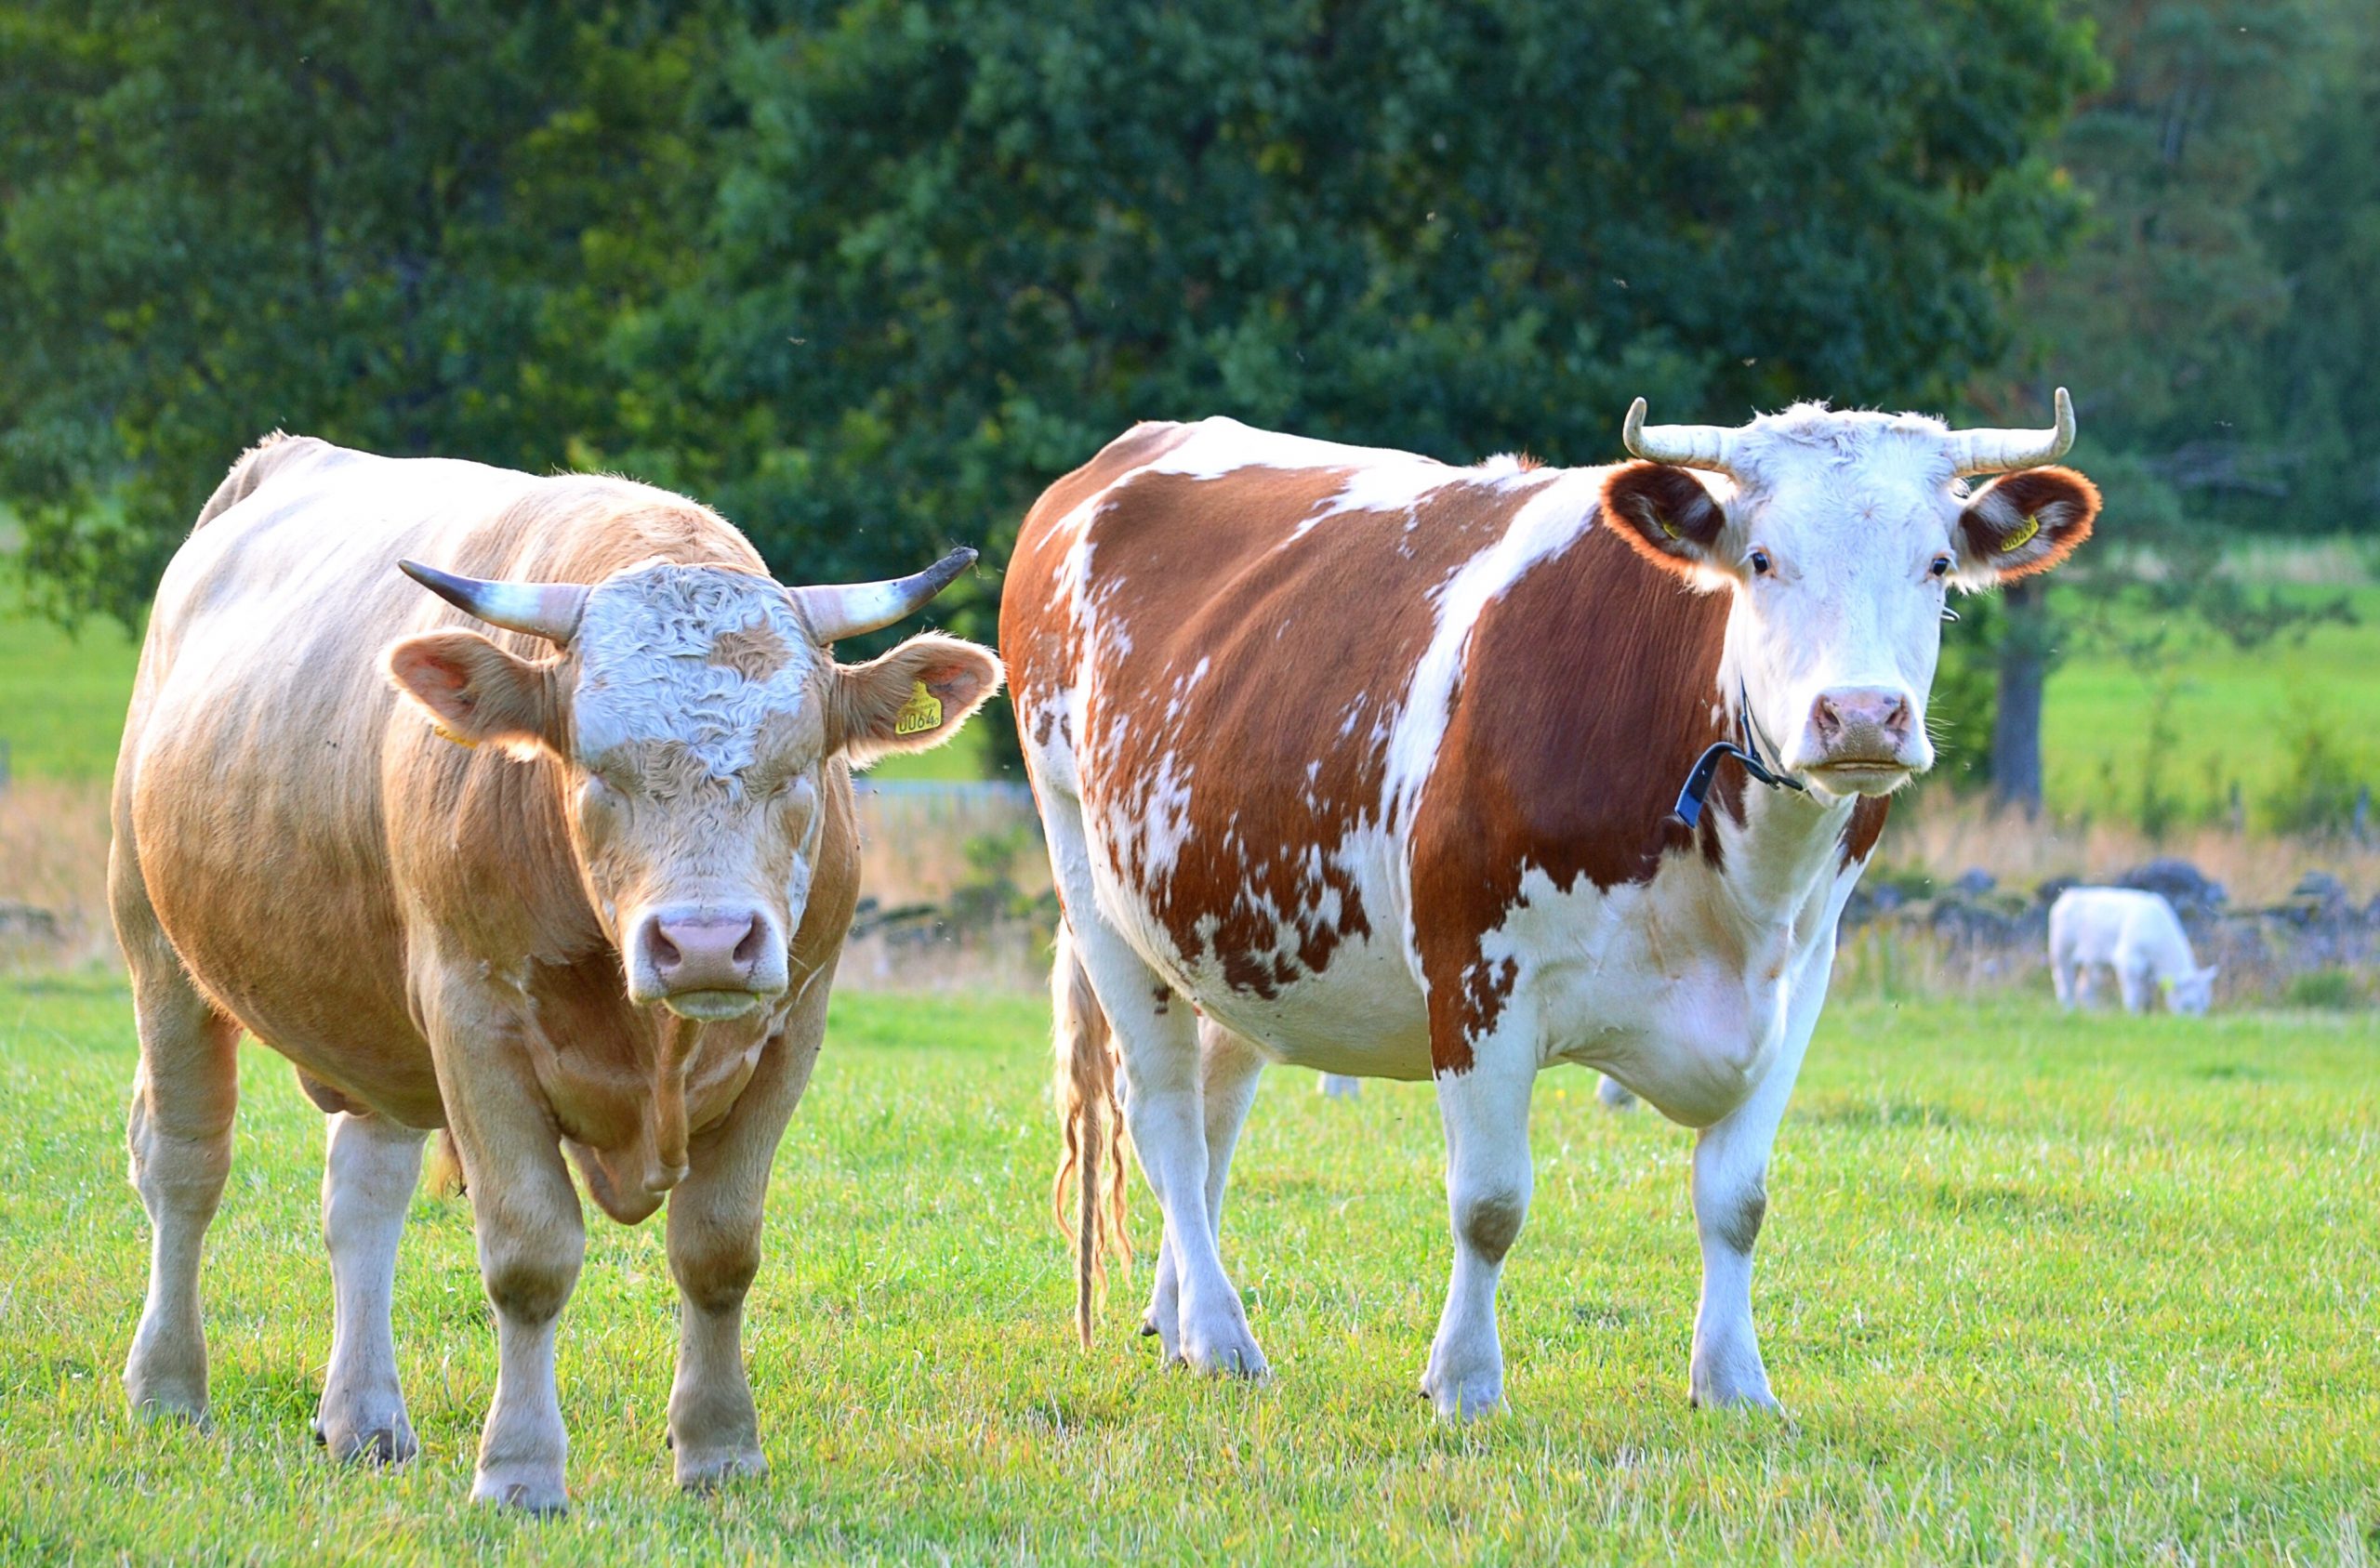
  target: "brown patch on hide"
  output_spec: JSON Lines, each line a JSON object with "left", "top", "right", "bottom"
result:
{"left": 706, "top": 619, "right": 793, "bottom": 681}
{"left": 613, "top": 737, "right": 723, "bottom": 799}
{"left": 1002, "top": 421, "right": 1198, "bottom": 756}
{"left": 1408, "top": 520, "right": 1737, "bottom": 1070}
{"left": 1841, "top": 796, "right": 1891, "bottom": 867}
{"left": 1007, "top": 440, "right": 1527, "bottom": 1010}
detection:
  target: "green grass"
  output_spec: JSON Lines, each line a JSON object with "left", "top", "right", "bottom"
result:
{"left": 2, "top": 978, "right": 2374, "bottom": 1562}
{"left": 0, "top": 608, "right": 139, "bottom": 784}
{"left": 2040, "top": 582, "right": 2380, "bottom": 825}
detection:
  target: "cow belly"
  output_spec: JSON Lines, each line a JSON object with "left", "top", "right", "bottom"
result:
{"left": 127, "top": 664, "right": 439, "bottom": 1125}
{"left": 1076, "top": 818, "right": 1436, "bottom": 1080}
{"left": 1184, "top": 934, "right": 1435, "bottom": 1080}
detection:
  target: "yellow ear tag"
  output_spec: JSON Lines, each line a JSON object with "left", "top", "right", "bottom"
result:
{"left": 2000, "top": 513, "right": 2041, "bottom": 553}
{"left": 432, "top": 723, "right": 479, "bottom": 749}
{"left": 893, "top": 679, "right": 943, "bottom": 738}
{"left": 1654, "top": 510, "right": 1679, "bottom": 540}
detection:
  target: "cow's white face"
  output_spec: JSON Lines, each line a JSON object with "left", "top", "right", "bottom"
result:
{"left": 2167, "top": 964, "right": 2218, "bottom": 1016}
{"left": 1601, "top": 405, "right": 2099, "bottom": 802}
{"left": 387, "top": 559, "right": 1001, "bottom": 1019}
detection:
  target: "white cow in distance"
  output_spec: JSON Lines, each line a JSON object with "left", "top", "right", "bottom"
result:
{"left": 2049, "top": 887, "right": 2218, "bottom": 1015}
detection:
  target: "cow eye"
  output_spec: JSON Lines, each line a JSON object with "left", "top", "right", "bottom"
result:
{"left": 1928, "top": 555, "right": 1953, "bottom": 579}
{"left": 1748, "top": 548, "right": 1774, "bottom": 576}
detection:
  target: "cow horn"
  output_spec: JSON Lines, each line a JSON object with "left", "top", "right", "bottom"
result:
{"left": 398, "top": 560, "right": 588, "bottom": 645}
{"left": 1622, "top": 398, "right": 1740, "bottom": 473}
{"left": 1946, "top": 387, "right": 2076, "bottom": 476}
{"left": 790, "top": 547, "right": 977, "bottom": 643}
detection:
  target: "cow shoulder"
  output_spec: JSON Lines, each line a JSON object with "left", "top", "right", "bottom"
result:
{"left": 1409, "top": 520, "right": 1734, "bottom": 1067}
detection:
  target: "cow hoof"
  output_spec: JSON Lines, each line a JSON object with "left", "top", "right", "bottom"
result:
{"left": 1421, "top": 1373, "right": 1504, "bottom": 1421}
{"left": 471, "top": 1469, "right": 570, "bottom": 1517}
{"left": 1421, "top": 1337, "right": 1505, "bottom": 1420}
{"left": 675, "top": 1444, "right": 768, "bottom": 1492}
{"left": 319, "top": 1413, "right": 417, "bottom": 1465}
{"left": 126, "top": 1381, "right": 209, "bottom": 1428}
{"left": 1177, "top": 1318, "right": 1269, "bottom": 1380}
{"left": 1689, "top": 1385, "right": 1784, "bottom": 1415}
{"left": 124, "top": 1349, "right": 208, "bottom": 1426}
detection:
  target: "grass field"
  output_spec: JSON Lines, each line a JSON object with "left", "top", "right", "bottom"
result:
{"left": 2038, "top": 582, "right": 2380, "bottom": 828}
{"left": 2, "top": 978, "right": 2374, "bottom": 1563}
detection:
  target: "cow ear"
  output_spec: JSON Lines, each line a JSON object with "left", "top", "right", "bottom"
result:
{"left": 1600, "top": 462, "right": 1730, "bottom": 579}
{"left": 1955, "top": 466, "right": 2098, "bottom": 585}
{"left": 830, "top": 634, "right": 1004, "bottom": 768}
{"left": 386, "top": 630, "right": 561, "bottom": 758}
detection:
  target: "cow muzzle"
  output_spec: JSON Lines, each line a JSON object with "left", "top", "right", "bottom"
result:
{"left": 1798, "top": 686, "right": 1923, "bottom": 794}
{"left": 626, "top": 904, "right": 788, "bottom": 1019}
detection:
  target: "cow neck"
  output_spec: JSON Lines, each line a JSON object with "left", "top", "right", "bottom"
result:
{"left": 1668, "top": 676, "right": 1808, "bottom": 831}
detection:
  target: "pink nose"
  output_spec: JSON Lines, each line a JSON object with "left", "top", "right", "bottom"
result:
{"left": 1810, "top": 688, "right": 1913, "bottom": 751}
{"left": 640, "top": 912, "right": 767, "bottom": 994}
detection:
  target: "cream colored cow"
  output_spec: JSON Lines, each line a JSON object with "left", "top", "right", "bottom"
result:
{"left": 112, "top": 434, "right": 998, "bottom": 1511}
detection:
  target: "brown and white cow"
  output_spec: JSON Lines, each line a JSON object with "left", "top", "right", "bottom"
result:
{"left": 1007, "top": 396, "right": 2096, "bottom": 1415}
{"left": 112, "top": 435, "right": 998, "bottom": 1509}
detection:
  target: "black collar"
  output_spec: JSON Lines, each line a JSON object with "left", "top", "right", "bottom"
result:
{"left": 1670, "top": 679, "right": 1808, "bottom": 830}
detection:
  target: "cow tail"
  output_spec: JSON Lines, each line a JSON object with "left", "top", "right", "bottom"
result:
{"left": 1051, "top": 919, "right": 1130, "bottom": 1347}
{"left": 423, "top": 1128, "right": 467, "bottom": 1199}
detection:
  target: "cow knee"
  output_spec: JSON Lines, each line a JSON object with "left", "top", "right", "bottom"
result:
{"left": 671, "top": 1232, "right": 760, "bottom": 1316}
{"left": 1710, "top": 1182, "right": 1767, "bottom": 1256}
{"left": 1456, "top": 1189, "right": 1527, "bottom": 1265}
{"left": 481, "top": 1243, "right": 580, "bottom": 1325}
{"left": 126, "top": 1102, "right": 232, "bottom": 1214}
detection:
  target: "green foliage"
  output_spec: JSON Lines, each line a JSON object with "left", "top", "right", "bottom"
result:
{"left": 1929, "top": 591, "right": 2004, "bottom": 787}
{"left": 638, "top": 0, "right": 2096, "bottom": 626}
{"left": 1, "top": 0, "right": 2098, "bottom": 644}
{"left": 4, "top": 977, "right": 2378, "bottom": 1559}
{"left": 2281, "top": 967, "right": 2366, "bottom": 1010}
{"left": 2262, "top": 692, "right": 2369, "bottom": 836}
{"left": 1990, "top": 0, "right": 2380, "bottom": 532}
{"left": 0, "top": 0, "right": 720, "bottom": 626}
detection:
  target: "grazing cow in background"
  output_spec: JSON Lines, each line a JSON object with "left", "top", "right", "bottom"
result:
{"left": 2049, "top": 887, "right": 2217, "bottom": 1014}
{"left": 111, "top": 435, "right": 998, "bottom": 1511}
{"left": 1006, "top": 393, "right": 2098, "bottom": 1416}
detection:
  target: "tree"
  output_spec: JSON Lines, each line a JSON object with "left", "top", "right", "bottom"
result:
{"left": 0, "top": 0, "right": 718, "bottom": 625}
{"left": 1968, "top": 0, "right": 2371, "bottom": 811}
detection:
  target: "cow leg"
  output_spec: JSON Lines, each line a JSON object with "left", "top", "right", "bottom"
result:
{"left": 1042, "top": 802, "right": 1263, "bottom": 1376}
{"left": 1596, "top": 1074, "right": 1639, "bottom": 1111}
{"left": 666, "top": 995, "right": 826, "bottom": 1492}
{"left": 314, "top": 1111, "right": 425, "bottom": 1462}
{"left": 435, "top": 1062, "right": 584, "bottom": 1515}
{"left": 1686, "top": 944, "right": 1835, "bottom": 1413}
{"left": 1144, "top": 1021, "right": 1266, "bottom": 1351}
{"left": 1421, "top": 1050, "right": 1537, "bottom": 1419}
{"left": 2051, "top": 955, "right": 2075, "bottom": 1008}
{"left": 2117, "top": 961, "right": 2152, "bottom": 1014}
{"left": 117, "top": 869, "right": 241, "bottom": 1424}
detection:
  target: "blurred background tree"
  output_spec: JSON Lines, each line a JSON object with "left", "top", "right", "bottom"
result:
{"left": 1948, "top": 0, "right": 2374, "bottom": 810}
{"left": 3, "top": 0, "right": 2092, "bottom": 636}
